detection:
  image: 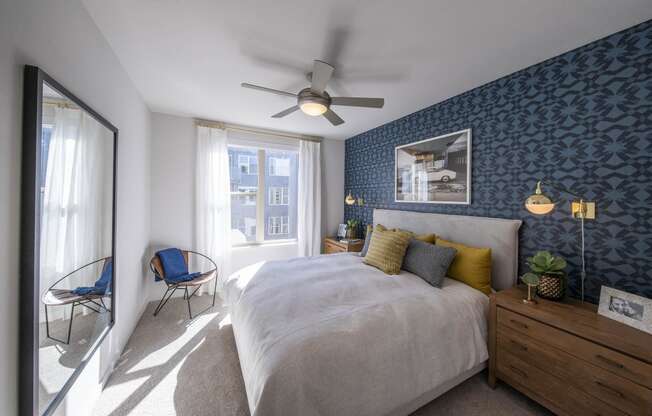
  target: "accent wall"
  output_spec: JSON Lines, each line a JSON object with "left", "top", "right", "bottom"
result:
{"left": 344, "top": 20, "right": 652, "bottom": 303}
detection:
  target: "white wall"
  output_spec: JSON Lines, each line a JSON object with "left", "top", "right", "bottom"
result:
{"left": 0, "top": 1, "right": 152, "bottom": 415}
{"left": 321, "top": 138, "right": 345, "bottom": 239}
{"left": 148, "top": 112, "right": 345, "bottom": 299}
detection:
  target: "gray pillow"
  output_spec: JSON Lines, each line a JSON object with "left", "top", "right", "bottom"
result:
{"left": 360, "top": 227, "right": 373, "bottom": 256}
{"left": 402, "top": 239, "right": 457, "bottom": 287}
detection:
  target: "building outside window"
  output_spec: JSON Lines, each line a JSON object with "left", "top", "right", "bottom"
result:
{"left": 229, "top": 146, "right": 298, "bottom": 245}
{"left": 238, "top": 154, "right": 258, "bottom": 175}
{"left": 269, "top": 157, "right": 290, "bottom": 176}
{"left": 268, "top": 186, "right": 289, "bottom": 206}
{"left": 268, "top": 216, "right": 289, "bottom": 235}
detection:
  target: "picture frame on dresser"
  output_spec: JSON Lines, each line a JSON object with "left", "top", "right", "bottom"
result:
{"left": 598, "top": 286, "right": 652, "bottom": 335}
{"left": 395, "top": 129, "right": 471, "bottom": 205}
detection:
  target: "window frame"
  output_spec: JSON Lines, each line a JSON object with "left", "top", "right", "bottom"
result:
{"left": 228, "top": 144, "right": 298, "bottom": 247}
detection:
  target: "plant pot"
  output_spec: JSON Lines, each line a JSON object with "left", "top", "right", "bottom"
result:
{"left": 536, "top": 274, "right": 565, "bottom": 300}
{"left": 346, "top": 227, "right": 356, "bottom": 239}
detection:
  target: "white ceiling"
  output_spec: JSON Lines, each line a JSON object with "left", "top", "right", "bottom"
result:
{"left": 82, "top": 0, "right": 652, "bottom": 140}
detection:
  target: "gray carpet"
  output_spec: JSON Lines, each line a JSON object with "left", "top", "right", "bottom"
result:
{"left": 94, "top": 295, "right": 551, "bottom": 416}
{"left": 40, "top": 309, "right": 111, "bottom": 413}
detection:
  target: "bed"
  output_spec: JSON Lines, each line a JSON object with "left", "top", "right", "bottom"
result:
{"left": 223, "top": 209, "right": 522, "bottom": 416}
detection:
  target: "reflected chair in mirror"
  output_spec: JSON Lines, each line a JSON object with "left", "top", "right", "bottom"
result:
{"left": 149, "top": 249, "right": 218, "bottom": 319}
{"left": 41, "top": 257, "right": 113, "bottom": 344}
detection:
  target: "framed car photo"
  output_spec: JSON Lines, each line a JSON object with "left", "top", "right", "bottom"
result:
{"left": 598, "top": 286, "right": 652, "bottom": 335}
{"left": 395, "top": 129, "right": 471, "bottom": 204}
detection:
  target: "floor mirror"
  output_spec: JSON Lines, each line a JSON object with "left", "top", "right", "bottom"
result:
{"left": 20, "top": 65, "right": 117, "bottom": 416}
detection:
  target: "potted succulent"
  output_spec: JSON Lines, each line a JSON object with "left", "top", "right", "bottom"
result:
{"left": 524, "top": 251, "right": 567, "bottom": 300}
{"left": 346, "top": 219, "right": 359, "bottom": 239}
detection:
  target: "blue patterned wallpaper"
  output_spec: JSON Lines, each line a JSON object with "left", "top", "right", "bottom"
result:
{"left": 344, "top": 21, "right": 652, "bottom": 303}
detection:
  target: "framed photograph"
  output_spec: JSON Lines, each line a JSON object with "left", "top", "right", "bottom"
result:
{"left": 395, "top": 129, "right": 471, "bottom": 204}
{"left": 337, "top": 224, "right": 347, "bottom": 239}
{"left": 598, "top": 286, "right": 652, "bottom": 335}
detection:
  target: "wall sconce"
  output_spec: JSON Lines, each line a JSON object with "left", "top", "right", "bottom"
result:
{"left": 524, "top": 181, "right": 596, "bottom": 219}
{"left": 524, "top": 179, "right": 596, "bottom": 302}
{"left": 345, "top": 191, "right": 364, "bottom": 206}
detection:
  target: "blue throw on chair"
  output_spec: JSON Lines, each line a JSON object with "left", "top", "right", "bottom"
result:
{"left": 155, "top": 248, "right": 200, "bottom": 283}
{"left": 150, "top": 248, "right": 218, "bottom": 319}
{"left": 73, "top": 259, "right": 113, "bottom": 295}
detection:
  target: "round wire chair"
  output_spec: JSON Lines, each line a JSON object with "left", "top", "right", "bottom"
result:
{"left": 41, "top": 257, "right": 112, "bottom": 344}
{"left": 149, "top": 250, "right": 218, "bottom": 319}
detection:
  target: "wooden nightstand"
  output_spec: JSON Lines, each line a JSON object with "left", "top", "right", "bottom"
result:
{"left": 489, "top": 286, "right": 652, "bottom": 416}
{"left": 323, "top": 237, "right": 364, "bottom": 254}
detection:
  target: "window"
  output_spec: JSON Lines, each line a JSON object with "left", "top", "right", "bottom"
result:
{"left": 269, "top": 157, "right": 290, "bottom": 176}
{"left": 268, "top": 187, "right": 289, "bottom": 206}
{"left": 238, "top": 154, "right": 258, "bottom": 175}
{"left": 268, "top": 216, "right": 289, "bottom": 235}
{"left": 228, "top": 146, "right": 298, "bottom": 245}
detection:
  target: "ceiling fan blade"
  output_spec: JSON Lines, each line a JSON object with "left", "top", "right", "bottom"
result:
{"left": 241, "top": 83, "right": 296, "bottom": 98}
{"left": 310, "top": 60, "right": 334, "bottom": 95}
{"left": 271, "top": 105, "right": 300, "bottom": 118}
{"left": 323, "top": 108, "right": 344, "bottom": 126}
{"left": 331, "top": 97, "right": 385, "bottom": 108}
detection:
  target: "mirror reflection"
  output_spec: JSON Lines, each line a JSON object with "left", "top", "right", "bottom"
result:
{"left": 38, "top": 82, "right": 114, "bottom": 414}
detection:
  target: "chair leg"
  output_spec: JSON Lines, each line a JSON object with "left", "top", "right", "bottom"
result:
{"left": 184, "top": 283, "right": 216, "bottom": 320}
{"left": 45, "top": 305, "right": 50, "bottom": 339}
{"left": 66, "top": 303, "right": 75, "bottom": 345}
{"left": 153, "top": 286, "right": 177, "bottom": 316}
{"left": 44, "top": 304, "right": 74, "bottom": 345}
{"left": 211, "top": 277, "right": 217, "bottom": 307}
{"left": 185, "top": 287, "right": 192, "bottom": 319}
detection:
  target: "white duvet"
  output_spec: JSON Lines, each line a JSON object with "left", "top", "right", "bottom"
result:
{"left": 223, "top": 253, "right": 489, "bottom": 416}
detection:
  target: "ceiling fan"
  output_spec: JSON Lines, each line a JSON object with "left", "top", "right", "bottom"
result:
{"left": 241, "top": 60, "right": 384, "bottom": 126}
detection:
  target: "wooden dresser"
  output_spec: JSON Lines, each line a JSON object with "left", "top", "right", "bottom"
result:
{"left": 489, "top": 286, "right": 652, "bottom": 416}
{"left": 323, "top": 237, "right": 364, "bottom": 254}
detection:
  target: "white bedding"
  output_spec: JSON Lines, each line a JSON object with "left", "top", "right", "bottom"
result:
{"left": 223, "top": 253, "right": 489, "bottom": 416}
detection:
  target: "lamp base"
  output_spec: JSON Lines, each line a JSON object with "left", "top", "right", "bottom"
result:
{"left": 571, "top": 201, "right": 596, "bottom": 219}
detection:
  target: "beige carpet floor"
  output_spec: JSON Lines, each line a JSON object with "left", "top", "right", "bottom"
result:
{"left": 94, "top": 295, "right": 552, "bottom": 416}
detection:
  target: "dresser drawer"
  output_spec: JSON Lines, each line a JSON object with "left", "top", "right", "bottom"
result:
{"left": 498, "top": 307, "right": 652, "bottom": 390}
{"left": 498, "top": 327, "right": 652, "bottom": 416}
{"left": 497, "top": 349, "right": 627, "bottom": 416}
{"left": 324, "top": 240, "right": 346, "bottom": 254}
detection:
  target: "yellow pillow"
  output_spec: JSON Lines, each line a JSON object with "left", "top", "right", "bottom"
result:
{"left": 377, "top": 224, "right": 436, "bottom": 244}
{"left": 437, "top": 238, "right": 492, "bottom": 295}
{"left": 363, "top": 225, "right": 412, "bottom": 274}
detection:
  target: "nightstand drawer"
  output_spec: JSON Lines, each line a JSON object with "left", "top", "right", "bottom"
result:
{"left": 324, "top": 240, "right": 346, "bottom": 254}
{"left": 498, "top": 307, "right": 652, "bottom": 389}
{"left": 497, "top": 350, "right": 627, "bottom": 416}
{"left": 498, "top": 328, "right": 652, "bottom": 416}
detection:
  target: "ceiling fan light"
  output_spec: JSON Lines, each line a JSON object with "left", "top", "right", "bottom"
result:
{"left": 300, "top": 101, "right": 327, "bottom": 116}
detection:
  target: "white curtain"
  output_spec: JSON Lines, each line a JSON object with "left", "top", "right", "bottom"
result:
{"left": 196, "top": 125, "right": 231, "bottom": 291}
{"left": 40, "top": 107, "right": 112, "bottom": 321}
{"left": 297, "top": 140, "right": 322, "bottom": 256}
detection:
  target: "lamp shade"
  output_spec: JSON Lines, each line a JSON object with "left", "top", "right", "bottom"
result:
{"left": 345, "top": 191, "right": 356, "bottom": 205}
{"left": 524, "top": 194, "right": 555, "bottom": 215}
{"left": 524, "top": 181, "right": 555, "bottom": 215}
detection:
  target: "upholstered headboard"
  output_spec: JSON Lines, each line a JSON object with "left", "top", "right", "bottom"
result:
{"left": 373, "top": 209, "right": 522, "bottom": 290}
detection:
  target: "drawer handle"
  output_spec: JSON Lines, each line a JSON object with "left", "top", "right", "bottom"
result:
{"left": 595, "top": 381, "right": 624, "bottom": 398}
{"left": 510, "top": 339, "right": 528, "bottom": 351}
{"left": 509, "top": 365, "right": 527, "bottom": 378}
{"left": 595, "top": 354, "right": 625, "bottom": 370}
{"left": 509, "top": 319, "right": 529, "bottom": 330}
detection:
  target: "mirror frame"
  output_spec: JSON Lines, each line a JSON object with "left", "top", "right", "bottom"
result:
{"left": 20, "top": 65, "right": 118, "bottom": 416}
